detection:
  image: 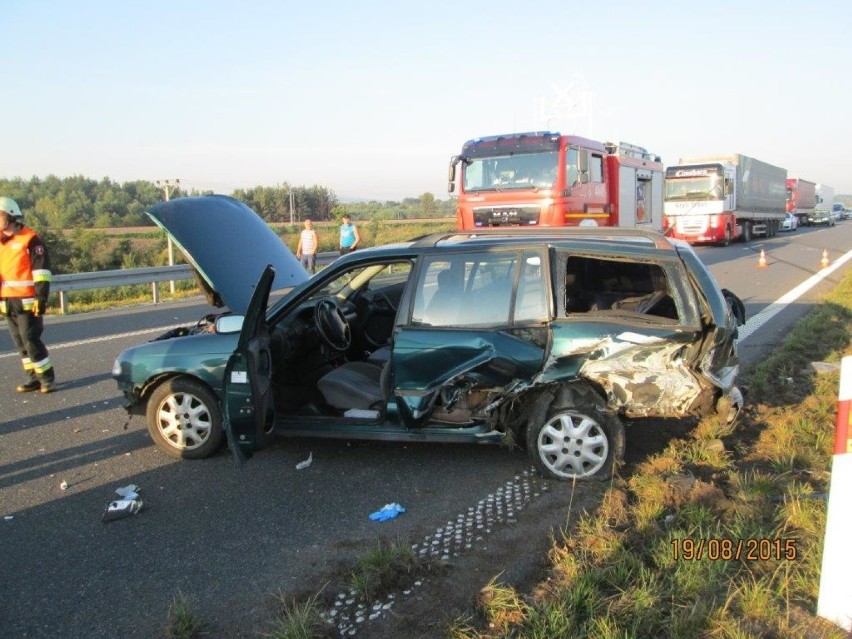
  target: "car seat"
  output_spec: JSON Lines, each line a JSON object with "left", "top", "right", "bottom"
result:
{"left": 317, "top": 360, "right": 391, "bottom": 411}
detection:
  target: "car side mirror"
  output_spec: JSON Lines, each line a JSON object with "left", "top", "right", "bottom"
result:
{"left": 216, "top": 314, "right": 245, "bottom": 334}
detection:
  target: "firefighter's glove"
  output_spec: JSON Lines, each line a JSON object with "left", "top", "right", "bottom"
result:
{"left": 369, "top": 503, "right": 405, "bottom": 522}
{"left": 32, "top": 300, "right": 42, "bottom": 317}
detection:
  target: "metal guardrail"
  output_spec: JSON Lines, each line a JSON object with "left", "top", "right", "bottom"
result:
{"left": 50, "top": 252, "right": 338, "bottom": 314}
{"left": 51, "top": 265, "right": 196, "bottom": 314}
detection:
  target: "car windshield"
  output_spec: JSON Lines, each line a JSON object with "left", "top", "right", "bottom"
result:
{"left": 463, "top": 151, "right": 558, "bottom": 192}
{"left": 306, "top": 262, "right": 413, "bottom": 301}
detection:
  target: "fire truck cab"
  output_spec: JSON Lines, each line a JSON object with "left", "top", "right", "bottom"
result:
{"left": 449, "top": 132, "right": 663, "bottom": 231}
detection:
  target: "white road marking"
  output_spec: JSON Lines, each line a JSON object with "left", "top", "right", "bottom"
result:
{"left": 737, "top": 247, "right": 852, "bottom": 343}
{"left": 0, "top": 324, "right": 184, "bottom": 359}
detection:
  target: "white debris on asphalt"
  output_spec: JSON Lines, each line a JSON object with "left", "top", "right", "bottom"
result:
{"left": 115, "top": 484, "right": 140, "bottom": 499}
{"left": 296, "top": 452, "right": 313, "bottom": 470}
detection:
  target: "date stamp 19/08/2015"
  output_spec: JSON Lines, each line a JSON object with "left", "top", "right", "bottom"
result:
{"left": 671, "top": 538, "right": 799, "bottom": 562}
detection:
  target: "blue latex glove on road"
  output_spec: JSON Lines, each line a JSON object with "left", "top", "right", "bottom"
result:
{"left": 369, "top": 502, "right": 405, "bottom": 521}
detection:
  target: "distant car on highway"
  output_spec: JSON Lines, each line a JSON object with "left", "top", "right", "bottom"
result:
{"left": 832, "top": 203, "right": 846, "bottom": 222}
{"left": 112, "top": 196, "right": 747, "bottom": 481}
{"left": 780, "top": 212, "right": 798, "bottom": 232}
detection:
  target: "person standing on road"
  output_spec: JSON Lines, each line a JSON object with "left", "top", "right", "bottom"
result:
{"left": 338, "top": 214, "right": 360, "bottom": 255}
{"left": 296, "top": 218, "right": 319, "bottom": 274}
{"left": 0, "top": 197, "right": 56, "bottom": 393}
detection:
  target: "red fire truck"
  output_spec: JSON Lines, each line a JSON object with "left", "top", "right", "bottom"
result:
{"left": 449, "top": 132, "right": 664, "bottom": 230}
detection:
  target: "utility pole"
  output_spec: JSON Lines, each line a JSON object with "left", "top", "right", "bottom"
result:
{"left": 156, "top": 179, "right": 180, "bottom": 293}
{"left": 289, "top": 188, "right": 295, "bottom": 225}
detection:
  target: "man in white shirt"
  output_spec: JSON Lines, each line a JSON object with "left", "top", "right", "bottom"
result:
{"left": 296, "top": 218, "right": 319, "bottom": 274}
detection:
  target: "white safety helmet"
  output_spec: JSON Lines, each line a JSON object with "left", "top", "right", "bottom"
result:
{"left": 0, "top": 196, "right": 23, "bottom": 219}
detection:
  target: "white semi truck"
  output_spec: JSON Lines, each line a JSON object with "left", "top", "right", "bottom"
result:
{"left": 811, "top": 184, "right": 835, "bottom": 226}
{"left": 663, "top": 154, "right": 787, "bottom": 245}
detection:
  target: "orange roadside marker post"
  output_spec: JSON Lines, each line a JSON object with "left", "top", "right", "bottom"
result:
{"left": 757, "top": 249, "right": 767, "bottom": 267}
{"left": 821, "top": 249, "right": 830, "bottom": 269}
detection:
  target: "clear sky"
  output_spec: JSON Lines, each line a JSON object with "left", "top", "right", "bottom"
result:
{"left": 3, "top": 0, "right": 851, "bottom": 201}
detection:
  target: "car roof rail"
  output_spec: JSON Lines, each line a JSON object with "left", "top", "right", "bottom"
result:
{"left": 410, "top": 227, "right": 676, "bottom": 250}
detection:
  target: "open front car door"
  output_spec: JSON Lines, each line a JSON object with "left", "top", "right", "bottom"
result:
{"left": 223, "top": 265, "right": 275, "bottom": 464}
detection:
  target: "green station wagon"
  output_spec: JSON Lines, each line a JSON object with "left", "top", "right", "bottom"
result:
{"left": 112, "top": 195, "right": 746, "bottom": 480}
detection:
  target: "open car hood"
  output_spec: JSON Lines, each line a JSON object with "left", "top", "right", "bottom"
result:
{"left": 146, "top": 195, "right": 308, "bottom": 314}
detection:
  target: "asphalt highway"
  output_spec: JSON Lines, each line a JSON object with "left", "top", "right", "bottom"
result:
{"left": 1, "top": 222, "right": 850, "bottom": 637}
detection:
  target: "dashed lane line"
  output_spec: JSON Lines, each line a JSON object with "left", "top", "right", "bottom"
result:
{"left": 0, "top": 324, "right": 184, "bottom": 359}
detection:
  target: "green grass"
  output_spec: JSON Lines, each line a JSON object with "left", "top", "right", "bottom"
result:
{"left": 449, "top": 269, "right": 852, "bottom": 638}
{"left": 163, "top": 591, "right": 201, "bottom": 639}
{"left": 349, "top": 538, "right": 424, "bottom": 602}
{"left": 265, "top": 591, "right": 326, "bottom": 639}
{"left": 276, "top": 219, "right": 454, "bottom": 254}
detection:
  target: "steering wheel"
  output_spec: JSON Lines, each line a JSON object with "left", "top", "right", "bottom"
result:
{"left": 315, "top": 298, "right": 352, "bottom": 351}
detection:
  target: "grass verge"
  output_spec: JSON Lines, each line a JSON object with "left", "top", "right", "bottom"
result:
{"left": 451, "top": 272, "right": 852, "bottom": 638}
{"left": 163, "top": 591, "right": 202, "bottom": 639}
{"left": 266, "top": 591, "right": 327, "bottom": 639}
{"left": 349, "top": 538, "right": 423, "bottom": 603}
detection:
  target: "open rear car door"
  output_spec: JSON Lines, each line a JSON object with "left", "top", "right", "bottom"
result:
{"left": 222, "top": 266, "right": 275, "bottom": 464}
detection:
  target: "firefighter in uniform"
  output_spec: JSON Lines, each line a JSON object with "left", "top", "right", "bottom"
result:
{"left": 0, "top": 197, "right": 56, "bottom": 393}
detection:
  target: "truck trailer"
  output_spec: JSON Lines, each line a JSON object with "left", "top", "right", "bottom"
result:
{"left": 449, "top": 132, "right": 664, "bottom": 230}
{"left": 786, "top": 178, "right": 817, "bottom": 227}
{"left": 663, "top": 154, "right": 787, "bottom": 245}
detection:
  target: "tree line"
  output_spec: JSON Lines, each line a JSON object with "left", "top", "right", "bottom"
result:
{"left": 0, "top": 175, "right": 455, "bottom": 276}
{"left": 0, "top": 175, "right": 454, "bottom": 229}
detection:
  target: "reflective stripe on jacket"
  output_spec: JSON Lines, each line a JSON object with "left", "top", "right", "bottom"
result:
{"left": 0, "top": 227, "right": 52, "bottom": 302}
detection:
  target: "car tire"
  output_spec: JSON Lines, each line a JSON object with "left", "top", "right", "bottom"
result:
{"left": 146, "top": 376, "right": 224, "bottom": 459}
{"left": 526, "top": 397, "right": 625, "bottom": 481}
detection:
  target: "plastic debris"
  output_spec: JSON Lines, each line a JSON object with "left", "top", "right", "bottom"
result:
{"left": 60, "top": 481, "right": 68, "bottom": 491}
{"left": 296, "top": 452, "right": 313, "bottom": 470}
{"left": 115, "top": 484, "right": 140, "bottom": 499}
{"left": 102, "top": 499, "right": 143, "bottom": 523}
{"left": 369, "top": 503, "right": 406, "bottom": 522}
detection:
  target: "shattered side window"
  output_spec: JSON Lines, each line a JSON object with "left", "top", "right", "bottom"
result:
{"left": 562, "top": 255, "right": 679, "bottom": 321}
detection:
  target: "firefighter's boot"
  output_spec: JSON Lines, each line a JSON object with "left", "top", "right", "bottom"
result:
{"left": 16, "top": 379, "right": 41, "bottom": 393}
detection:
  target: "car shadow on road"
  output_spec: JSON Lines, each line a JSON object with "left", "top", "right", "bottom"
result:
{"left": 0, "top": 394, "right": 124, "bottom": 435}
{"left": 623, "top": 417, "right": 697, "bottom": 468}
{"left": 0, "top": 429, "right": 151, "bottom": 489}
